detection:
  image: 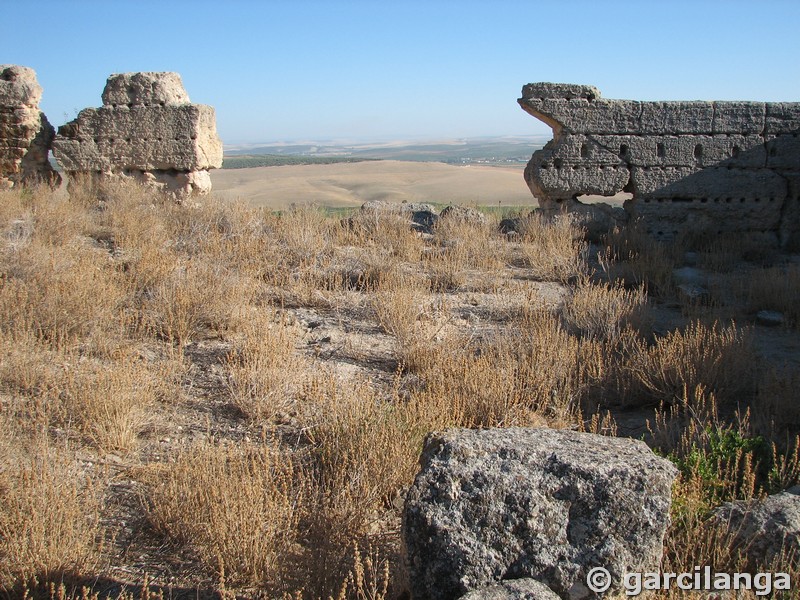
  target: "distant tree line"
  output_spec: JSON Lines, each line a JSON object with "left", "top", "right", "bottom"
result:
{"left": 221, "top": 155, "right": 381, "bottom": 169}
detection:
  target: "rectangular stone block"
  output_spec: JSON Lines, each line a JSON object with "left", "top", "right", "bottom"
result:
{"left": 765, "top": 134, "right": 800, "bottom": 170}
{"left": 765, "top": 103, "right": 800, "bottom": 135}
{"left": 53, "top": 104, "right": 222, "bottom": 171}
{"left": 633, "top": 165, "right": 786, "bottom": 200}
{"left": 520, "top": 83, "right": 600, "bottom": 101}
{"left": 523, "top": 98, "right": 642, "bottom": 133}
{"left": 548, "top": 134, "right": 621, "bottom": 166}
{"left": 536, "top": 163, "right": 630, "bottom": 197}
{"left": 712, "top": 102, "right": 765, "bottom": 135}
{"left": 640, "top": 102, "right": 715, "bottom": 135}
{"left": 630, "top": 198, "right": 783, "bottom": 236}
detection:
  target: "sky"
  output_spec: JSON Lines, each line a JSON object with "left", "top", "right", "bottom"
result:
{"left": 3, "top": 0, "right": 799, "bottom": 145}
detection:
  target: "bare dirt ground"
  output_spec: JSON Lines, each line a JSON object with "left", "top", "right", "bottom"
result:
{"left": 210, "top": 160, "right": 537, "bottom": 209}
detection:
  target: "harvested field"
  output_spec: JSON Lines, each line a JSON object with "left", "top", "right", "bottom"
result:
{"left": 211, "top": 160, "right": 537, "bottom": 209}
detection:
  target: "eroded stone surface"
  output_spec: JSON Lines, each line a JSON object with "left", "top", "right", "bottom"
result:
{"left": 714, "top": 485, "right": 800, "bottom": 567}
{"left": 518, "top": 83, "right": 800, "bottom": 247}
{"left": 53, "top": 72, "right": 222, "bottom": 198}
{"left": 0, "top": 65, "right": 59, "bottom": 189}
{"left": 457, "top": 579, "right": 561, "bottom": 600}
{"left": 402, "top": 427, "right": 677, "bottom": 600}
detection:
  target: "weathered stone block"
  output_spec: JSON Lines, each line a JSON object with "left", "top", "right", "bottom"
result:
{"left": 403, "top": 427, "right": 677, "bottom": 600}
{"left": 524, "top": 98, "right": 642, "bottom": 134}
{"left": 765, "top": 134, "right": 800, "bottom": 170}
{"left": 713, "top": 101, "right": 765, "bottom": 135}
{"left": 714, "top": 486, "right": 800, "bottom": 567}
{"left": 0, "top": 65, "right": 42, "bottom": 108}
{"left": 518, "top": 83, "right": 800, "bottom": 245}
{"left": 640, "top": 101, "right": 714, "bottom": 135}
{"left": 520, "top": 83, "right": 600, "bottom": 101}
{"left": 0, "top": 65, "right": 59, "bottom": 188}
{"left": 766, "top": 103, "right": 800, "bottom": 135}
{"left": 54, "top": 104, "right": 221, "bottom": 171}
{"left": 53, "top": 71, "right": 222, "bottom": 198}
{"left": 101, "top": 72, "right": 190, "bottom": 106}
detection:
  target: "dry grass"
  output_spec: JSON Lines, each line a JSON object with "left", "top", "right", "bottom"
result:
{"left": 560, "top": 277, "right": 650, "bottom": 342}
{"left": 225, "top": 311, "right": 307, "bottom": 423}
{"left": 623, "top": 320, "right": 758, "bottom": 406}
{"left": 0, "top": 180, "right": 797, "bottom": 598}
{"left": 599, "top": 223, "right": 678, "bottom": 296}
{"left": 516, "top": 212, "right": 588, "bottom": 282}
{"left": 649, "top": 388, "right": 800, "bottom": 597}
{"left": 143, "top": 441, "right": 302, "bottom": 592}
{"left": 744, "top": 264, "right": 800, "bottom": 328}
{"left": 0, "top": 440, "right": 103, "bottom": 589}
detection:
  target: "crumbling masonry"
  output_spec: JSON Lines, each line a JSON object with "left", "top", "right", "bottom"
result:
{"left": 0, "top": 65, "right": 59, "bottom": 189}
{"left": 53, "top": 72, "right": 222, "bottom": 197}
{"left": 519, "top": 83, "right": 800, "bottom": 247}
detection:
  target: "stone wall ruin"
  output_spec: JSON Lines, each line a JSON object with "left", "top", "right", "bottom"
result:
{"left": 0, "top": 65, "right": 59, "bottom": 189}
{"left": 518, "top": 83, "right": 800, "bottom": 247}
{"left": 53, "top": 72, "right": 223, "bottom": 198}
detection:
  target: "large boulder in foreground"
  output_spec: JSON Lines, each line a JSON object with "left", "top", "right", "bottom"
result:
{"left": 714, "top": 485, "right": 800, "bottom": 567}
{"left": 402, "top": 427, "right": 678, "bottom": 600}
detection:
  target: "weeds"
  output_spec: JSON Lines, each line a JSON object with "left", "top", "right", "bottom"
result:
{"left": 0, "top": 180, "right": 798, "bottom": 598}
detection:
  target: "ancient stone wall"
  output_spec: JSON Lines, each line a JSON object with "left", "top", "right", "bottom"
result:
{"left": 53, "top": 72, "right": 223, "bottom": 198}
{"left": 0, "top": 65, "right": 59, "bottom": 189}
{"left": 518, "top": 83, "right": 800, "bottom": 247}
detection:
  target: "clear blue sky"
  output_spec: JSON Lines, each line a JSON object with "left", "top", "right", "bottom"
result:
{"left": 3, "top": 0, "right": 799, "bottom": 144}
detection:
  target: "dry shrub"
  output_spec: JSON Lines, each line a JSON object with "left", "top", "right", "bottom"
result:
{"left": 300, "top": 373, "right": 421, "bottom": 520}
{"left": 225, "top": 311, "right": 307, "bottom": 423}
{"left": 424, "top": 217, "right": 506, "bottom": 292}
{"left": 55, "top": 359, "right": 159, "bottom": 453}
{"left": 0, "top": 443, "right": 103, "bottom": 588}
{"left": 330, "top": 543, "right": 391, "bottom": 600}
{"left": 651, "top": 388, "right": 800, "bottom": 595}
{"left": 560, "top": 278, "right": 650, "bottom": 342}
{"left": 370, "top": 270, "right": 430, "bottom": 341}
{"left": 0, "top": 329, "right": 63, "bottom": 410}
{"left": 431, "top": 215, "right": 503, "bottom": 272}
{"left": 338, "top": 209, "right": 423, "bottom": 263}
{"left": 273, "top": 205, "right": 334, "bottom": 268}
{"left": 0, "top": 327, "right": 171, "bottom": 453}
{"left": 297, "top": 374, "right": 422, "bottom": 598}
{"left": 516, "top": 213, "right": 587, "bottom": 282}
{"left": 683, "top": 231, "right": 780, "bottom": 273}
{"left": 744, "top": 264, "right": 800, "bottom": 328}
{"left": 423, "top": 248, "right": 467, "bottom": 292}
{"left": 142, "top": 259, "right": 248, "bottom": 347}
{"left": 600, "top": 222, "right": 677, "bottom": 296}
{"left": 0, "top": 243, "right": 127, "bottom": 349}
{"left": 624, "top": 320, "right": 757, "bottom": 406}
{"left": 143, "top": 441, "right": 302, "bottom": 592}
{"left": 407, "top": 310, "right": 599, "bottom": 428}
